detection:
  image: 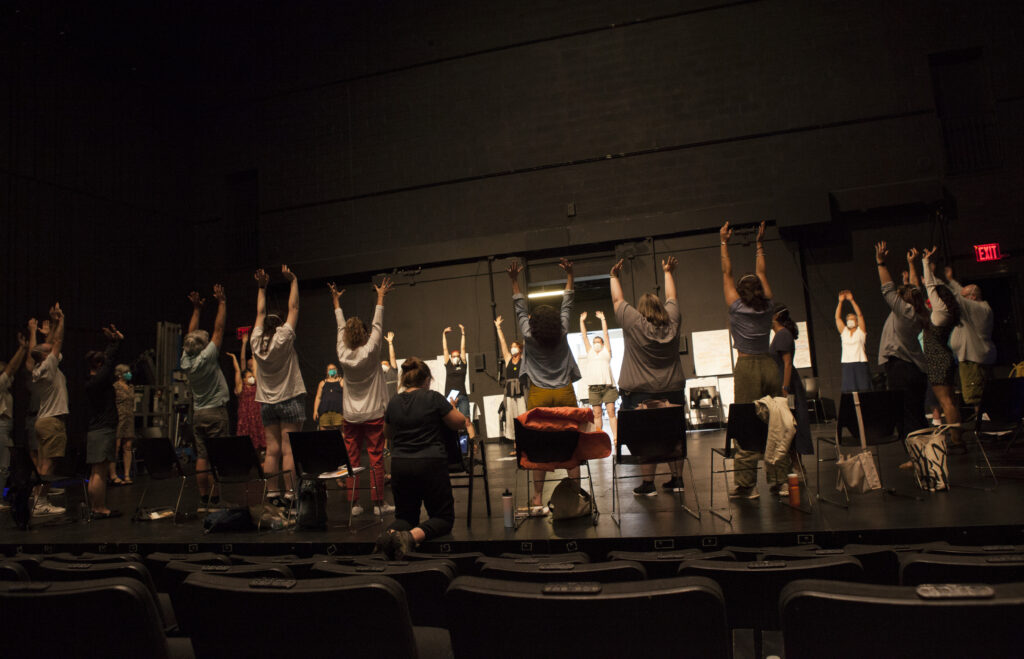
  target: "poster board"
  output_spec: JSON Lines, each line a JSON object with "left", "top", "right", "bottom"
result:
{"left": 691, "top": 329, "right": 734, "bottom": 376}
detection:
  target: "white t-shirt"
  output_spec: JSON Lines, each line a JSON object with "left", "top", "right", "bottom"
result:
{"left": 33, "top": 352, "right": 69, "bottom": 418}
{"left": 579, "top": 346, "right": 615, "bottom": 387}
{"left": 335, "top": 306, "right": 388, "bottom": 424}
{"left": 250, "top": 323, "right": 306, "bottom": 404}
{"left": 0, "top": 372, "right": 12, "bottom": 419}
{"left": 840, "top": 327, "right": 868, "bottom": 364}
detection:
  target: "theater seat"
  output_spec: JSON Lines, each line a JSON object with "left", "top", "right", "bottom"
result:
{"left": 900, "top": 552, "right": 1024, "bottom": 585}
{"left": 446, "top": 575, "right": 729, "bottom": 658}
{"left": 145, "top": 552, "right": 231, "bottom": 592}
{"left": 0, "top": 560, "right": 29, "bottom": 582}
{"left": 163, "top": 562, "right": 294, "bottom": 633}
{"left": 761, "top": 545, "right": 902, "bottom": 584}
{"left": 606, "top": 549, "right": 707, "bottom": 578}
{"left": 478, "top": 558, "right": 647, "bottom": 583}
{"left": 781, "top": 579, "right": 1024, "bottom": 659}
{"left": 400, "top": 551, "right": 486, "bottom": 576}
{"left": 497, "top": 551, "right": 591, "bottom": 563}
{"left": 229, "top": 554, "right": 324, "bottom": 578}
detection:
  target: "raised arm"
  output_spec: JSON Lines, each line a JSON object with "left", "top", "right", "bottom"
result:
{"left": 3, "top": 333, "right": 28, "bottom": 380}
{"left": 211, "top": 284, "right": 226, "bottom": 348}
{"left": 187, "top": 291, "right": 204, "bottom": 334}
{"left": 922, "top": 247, "right": 951, "bottom": 324}
{"left": 848, "top": 293, "right": 866, "bottom": 332}
{"left": 875, "top": 242, "right": 894, "bottom": 287}
{"left": 508, "top": 261, "right": 532, "bottom": 338}
{"left": 596, "top": 310, "right": 611, "bottom": 358}
{"left": 385, "top": 332, "right": 397, "bottom": 368}
{"left": 48, "top": 303, "right": 65, "bottom": 357}
{"left": 835, "top": 292, "right": 847, "bottom": 334}
{"left": 367, "top": 277, "right": 393, "bottom": 354}
{"left": 26, "top": 318, "right": 38, "bottom": 370}
{"left": 944, "top": 266, "right": 964, "bottom": 296}
{"left": 662, "top": 256, "right": 678, "bottom": 302}
{"left": 609, "top": 259, "right": 626, "bottom": 309}
{"left": 282, "top": 265, "right": 299, "bottom": 330}
{"left": 254, "top": 269, "right": 269, "bottom": 330}
{"left": 458, "top": 324, "right": 466, "bottom": 359}
{"left": 96, "top": 325, "right": 123, "bottom": 382}
{"left": 442, "top": 327, "right": 452, "bottom": 363}
{"left": 558, "top": 258, "right": 575, "bottom": 332}
{"left": 229, "top": 352, "right": 242, "bottom": 394}
{"left": 720, "top": 222, "right": 739, "bottom": 305}
{"left": 579, "top": 312, "right": 591, "bottom": 352}
{"left": 906, "top": 248, "right": 921, "bottom": 290}
{"left": 755, "top": 221, "right": 773, "bottom": 300}
{"left": 493, "top": 316, "right": 511, "bottom": 362}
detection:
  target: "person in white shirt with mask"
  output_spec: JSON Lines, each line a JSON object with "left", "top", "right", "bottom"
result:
{"left": 579, "top": 311, "right": 618, "bottom": 438}
{"left": 835, "top": 290, "right": 871, "bottom": 392}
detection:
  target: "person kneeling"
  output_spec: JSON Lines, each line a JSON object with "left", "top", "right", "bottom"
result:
{"left": 376, "top": 357, "right": 467, "bottom": 559}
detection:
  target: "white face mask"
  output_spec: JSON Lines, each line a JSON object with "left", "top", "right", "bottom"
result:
{"left": 246, "top": 376, "right": 255, "bottom": 385}
{"left": 451, "top": 355, "right": 460, "bottom": 364}
{"left": 510, "top": 347, "right": 520, "bottom": 356}
{"left": 381, "top": 364, "right": 390, "bottom": 372}
{"left": 846, "top": 319, "right": 857, "bottom": 329}
{"left": 593, "top": 343, "right": 603, "bottom": 353}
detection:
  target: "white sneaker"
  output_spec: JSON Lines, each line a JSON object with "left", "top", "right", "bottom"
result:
{"left": 350, "top": 504, "right": 364, "bottom": 517}
{"left": 374, "top": 503, "right": 396, "bottom": 516}
{"left": 34, "top": 502, "right": 66, "bottom": 516}
{"left": 48, "top": 487, "right": 65, "bottom": 496}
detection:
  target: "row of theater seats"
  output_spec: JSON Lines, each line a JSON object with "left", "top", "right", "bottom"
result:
{"left": 1, "top": 542, "right": 1023, "bottom": 658}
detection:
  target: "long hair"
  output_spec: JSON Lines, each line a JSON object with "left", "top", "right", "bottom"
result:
{"left": 773, "top": 304, "right": 799, "bottom": 339}
{"left": 637, "top": 293, "right": 669, "bottom": 327}
{"left": 898, "top": 285, "right": 929, "bottom": 326}
{"left": 528, "top": 305, "right": 563, "bottom": 348}
{"left": 342, "top": 316, "right": 368, "bottom": 350}
{"left": 736, "top": 274, "right": 771, "bottom": 311}
{"left": 84, "top": 350, "right": 106, "bottom": 371}
{"left": 400, "top": 356, "right": 432, "bottom": 389}
{"left": 259, "top": 314, "right": 283, "bottom": 353}
{"left": 935, "top": 286, "right": 962, "bottom": 326}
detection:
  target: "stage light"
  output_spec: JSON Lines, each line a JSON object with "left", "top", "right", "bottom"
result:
{"left": 527, "top": 290, "right": 565, "bottom": 299}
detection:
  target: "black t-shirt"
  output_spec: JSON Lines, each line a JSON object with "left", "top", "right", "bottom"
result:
{"left": 384, "top": 389, "right": 454, "bottom": 460}
{"left": 85, "top": 340, "right": 120, "bottom": 431}
{"left": 445, "top": 360, "right": 468, "bottom": 397}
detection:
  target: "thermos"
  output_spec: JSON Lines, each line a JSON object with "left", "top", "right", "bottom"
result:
{"left": 788, "top": 473, "right": 800, "bottom": 507}
{"left": 502, "top": 489, "right": 514, "bottom": 528}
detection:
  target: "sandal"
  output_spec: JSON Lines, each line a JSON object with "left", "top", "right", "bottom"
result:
{"left": 108, "top": 477, "right": 126, "bottom": 486}
{"left": 529, "top": 505, "right": 549, "bottom": 517}
{"left": 122, "top": 478, "right": 134, "bottom": 485}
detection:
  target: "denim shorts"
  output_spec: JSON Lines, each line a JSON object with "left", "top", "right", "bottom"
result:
{"left": 261, "top": 394, "right": 307, "bottom": 426}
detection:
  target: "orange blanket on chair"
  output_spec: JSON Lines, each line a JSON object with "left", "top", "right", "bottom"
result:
{"left": 517, "top": 407, "right": 612, "bottom": 471}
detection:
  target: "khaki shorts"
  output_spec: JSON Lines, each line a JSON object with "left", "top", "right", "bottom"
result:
{"left": 35, "top": 416, "right": 67, "bottom": 460}
{"left": 588, "top": 384, "right": 619, "bottom": 406}
{"left": 318, "top": 411, "right": 344, "bottom": 429}
{"left": 193, "top": 406, "right": 229, "bottom": 460}
{"left": 959, "top": 361, "right": 989, "bottom": 405}
{"left": 526, "top": 383, "right": 578, "bottom": 410}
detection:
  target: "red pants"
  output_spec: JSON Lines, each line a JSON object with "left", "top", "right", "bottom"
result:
{"left": 342, "top": 418, "right": 386, "bottom": 503}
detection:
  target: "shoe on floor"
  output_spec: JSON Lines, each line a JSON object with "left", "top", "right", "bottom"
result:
{"left": 633, "top": 481, "right": 657, "bottom": 497}
{"left": 91, "top": 509, "right": 122, "bottom": 520}
{"left": 528, "top": 505, "right": 549, "bottom": 517}
{"left": 661, "top": 477, "right": 685, "bottom": 492}
{"left": 777, "top": 484, "right": 790, "bottom": 497}
{"left": 350, "top": 504, "right": 364, "bottom": 517}
{"left": 728, "top": 486, "right": 760, "bottom": 500}
{"left": 374, "top": 502, "right": 396, "bottom": 516}
{"left": 48, "top": 487, "right": 65, "bottom": 496}
{"left": 34, "top": 502, "right": 66, "bottom": 516}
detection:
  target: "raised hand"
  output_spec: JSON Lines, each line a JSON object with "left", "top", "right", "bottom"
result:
{"left": 385, "top": 331, "right": 395, "bottom": 344}
{"left": 720, "top": 222, "right": 733, "bottom": 244}
{"left": 373, "top": 276, "right": 394, "bottom": 298}
{"left": 874, "top": 241, "right": 888, "bottom": 262}
{"left": 281, "top": 264, "right": 296, "bottom": 282}
{"left": 558, "top": 258, "right": 574, "bottom": 274}
{"left": 110, "top": 324, "right": 124, "bottom": 340}
{"left": 17, "top": 332, "right": 27, "bottom": 348}
{"left": 458, "top": 323, "right": 465, "bottom": 333}
{"left": 610, "top": 259, "right": 624, "bottom": 278}
{"left": 49, "top": 303, "right": 63, "bottom": 322}
{"left": 595, "top": 310, "right": 605, "bottom": 320}
{"left": 228, "top": 352, "right": 239, "bottom": 364}
{"left": 906, "top": 247, "right": 919, "bottom": 262}
{"left": 922, "top": 245, "right": 938, "bottom": 260}
{"left": 444, "top": 326, "right": 453, "bottom": 333}
{"left": 212, "top": 284, "right": 226, "bottom": 302}
{"left": 188, "top": 291, "right": 205, "bottom": 308}
{"left": 901, "top": 270, "right": 910, "bottom": 285}
{"left": 756, "top": 220, "right": 766, "bottom": 243}
{"left": 327, "top": 282, "right": 344, "bottom": 302}
{"left": 102, "top": 326, "right": 114, "bottom": 340}
{"left": 494, "top": 315, "right": 503, "bottom": 327}
{"left": 580, "top": 311, "right": 588, "bottom": 322}
{"left": 254, "top": 269, "right": 269, "bottom": 288}
{"left": 39, "top": 319, "right": 50, "bottom": 336}
{"left": 662, "top": 256, "right": 678, "bottom": 272}
{"left": 28, "top": 318, "right": 38, "bottom": 334}
{"left": 506, "top": 260, "right": 523, "bottom": 280}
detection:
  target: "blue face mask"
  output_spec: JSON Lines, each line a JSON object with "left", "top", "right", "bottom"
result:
{"left": 124, "top": 372, "right": 133, "bottom": 382}
{"left": 328, "top": 369, "right": 338, "bottom": 378}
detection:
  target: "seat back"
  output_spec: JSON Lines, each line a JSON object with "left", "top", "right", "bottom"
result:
{"left": 205, "top": 435, "right": 263, "bottom": 482}
{"left": 920, "top": 542, "right": 1024, "bottom": 556}
{"left": 165, "top": 561, "right": 294, "bottom": 633}
{"left": 725, "top": 403, "right": 767, "bottom": 454}
{"left": 513, "top": 419, "right": 578, "bottom": 465}
{"left": 836, "top": 391, "right": 902, "bottom": 445}
{"left": 804, "top": 376, "right": 820, "bottom": 400}
{"left": 679, "top": 556, "right": 863, "bottom": 630}
{"left": 762, "top": 545, "right": 900, "bottom": 585}
{"left": 47, "top": 552, "right": 144, "bottom": 564}
{"left": 900, "top": 552, "right": 1024, "bottom": 585}
{"left": 288, "top": 429, "right": 351, "bottom": 478}
{"left": 478, "top": 559, "right": 646, "bottom": 583}
{"left": 446, "top": 575, "right": 729, "bottom": 658}
{"left": 230, "top": 554, "right": 323, "bottom": 577}
{"left": 722, "top": 545, "right": 821, "bottom": 562}
{"left": 616, "top": 405, "right": 687, "bottom": 464}
{"left": 144, "top": 551, "right": 232, "bottom": 592}
{"left": 607, "top": 549, "right": 704, "bottom": 578}
{"left": 0, "top": 560, "right": 29, "bottom": 582}
{"left": 978, "top": 378, "right": 1024, "bottom": 425}
{"left": 311, "top": 559, "right": 456, "bottom": 628}
{"left": 180, "top": 573, "right": 418, "bottom": 658}
{"left": 134, "top": 436, "right": 182, "bottom": 480}
{"left": 402, "top": 551, "right": 485, "bottom": 576}
{"left": 0, "top": 578, "right": 170, "bottom": 659}
{"left": 781, "top": 579, "right": 1024, "bottom": 659}
{"left": 34, "top": 560, "right": 159, "bottom": 599}
{"left": 495, "top": 551, "right": 592, "bottom": 563}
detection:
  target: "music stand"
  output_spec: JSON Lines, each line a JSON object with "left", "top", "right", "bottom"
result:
{"left": 288, "top": 430, "right": 380, "bottom": 532}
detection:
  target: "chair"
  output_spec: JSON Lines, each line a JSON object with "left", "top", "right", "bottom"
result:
{"left": 163, "top": 561, "right": 294, "bottom": 633}
{"left": 0, "top": 577, "right": 195, "bottom": 659}
{"left": 815, "top": 390, "right": 903, "bottom": 507}
{"left": 477, "top": 558, "right": 646, "bottom": 583}
{"left": 721, "top": 545, "right": 820, "bottom": 562}
{"left": 761, "top": 545, "right": 901, "bottom": 584}
{"left": 133, "top": 435, "right": 207, "bottom": 522}
{"left": 229, "top": 554, "right": 324, "bottom": 578}
{"left": 606, "top": 549, "right": 706, "bottom": 578}
{"left": 0, "top": 560, "right": 29, "bottom": 581}
{"left": 311, "top": 559, "right": 456, "bottom": 628}
{"left": 144, "top": 552, "right": 232, "bottom": 593}
{"left": 496, "top": 551, "right": 591, "bottom": 563}
{"left": 803, "top": 377, "right": 828, "bottom": 423}
{"left": 400, "top": 551, "right": 485, "bottom": 576}
{"left": 970, "top": 378, "right": 1024, "bottom": 487}
{"left": 612, "top": 404, "right": 700, "bottom": 524}
{"left": 446, "top": 433, "right": 492, "bottom": 526}
{"left": 446, "top": 575, "right": 730, "bottom": 658}
{"left": 288, "top": 429, "right": 380, "bottom": 532}
{"left": 899, "top": 552, "right": 1024, "bottom": 585}
{"left": 920, "top": 542, "right": 1024, "bottom": 555}
{"left": 709, "top": 403, "right": 768, "bottom": 521}
{"left": 512, "top": 415, "right": 606, "bottom": 528}
{"left": 204, "top": 435, "right": 290, "bottom": 532}
{"left": 179, "top": 573, "right": 450, "bottom": 658}
{"left": 781, "top": 579, "right": 1024, "bottom": 659}
{"left": 679, "top": 555, "right": 863, "bottom": 657}
{"left": 45, "top": 552, "right": 144, "bottom": 564}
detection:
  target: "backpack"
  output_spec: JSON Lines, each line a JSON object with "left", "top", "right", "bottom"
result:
{"left": 202, "top": 507, "right": 255, "bottom": 533}
{"left": 548, "top": 477, "right": 592, "bottom": 520}
{"left": 296, "top": 479, "right": 327, "bottom": 530}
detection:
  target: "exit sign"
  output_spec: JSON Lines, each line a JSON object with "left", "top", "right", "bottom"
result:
{"left": 974, "top": 243, "right": 1003, "bottom": 262}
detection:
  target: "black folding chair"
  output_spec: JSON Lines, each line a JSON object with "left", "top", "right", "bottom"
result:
{"left": 445, "top": 427, "right": 492, "bottom": 527}
{"left": 612, "top": 405, "right": 700, "bottom": 524}
{"left": 133, "top": 435, "right": 208, "bottom": 522}
{"left": 969, "top": 378, "right": 1024, "bottom": 487}
{"left": 709, "top": 403, "right": 767, "bottom": 522}
{"left": 288, "top": 429, "right": 379, "bottom": 532}
{"left": 205, "top": 435, "right": 289, "bottom": 533}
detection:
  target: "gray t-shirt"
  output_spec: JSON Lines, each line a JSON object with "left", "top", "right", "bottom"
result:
{"left": 33, "top": 352, "right": 69, "bottom": 418}
{"left": 615, "top": 299, "right": 685, "bottom": 394}
{"left": 878, "top": 282, "right": 926, "bottom": 370}
{"left": 180, "top": 341, "right": 230, "bottom": 410}
{"left": 251, "top": 322, "right": 307, "bottom": 405}
{"left": 729, "top": 298, "right": 775, "bottom": 355}
{"left": 513, "top": 291, "right": 581, "bottom": 390}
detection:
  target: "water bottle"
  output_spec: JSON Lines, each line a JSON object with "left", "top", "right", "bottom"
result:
{"left": 502, "top": 489, "right": 514, "bottom": 528}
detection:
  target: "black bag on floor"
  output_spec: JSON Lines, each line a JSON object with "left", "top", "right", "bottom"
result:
{"left": 203, "top": 507, "right": 255, "bottom": 533}
{"left": 297, "top": 479, "right": 327, "bottom": 530}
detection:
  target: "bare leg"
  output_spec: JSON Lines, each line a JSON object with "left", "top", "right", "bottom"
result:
{"left": 108, "top": 448, "right": 119, "bottom": 481}
{"left": 263, "top": 423, "right": 284, "bottom": 493}
{"left": 532, "top": 471, "right": 544, "bottom": 506}
{"left": 932, "top": 384, "right": 962, "bottom": 443}
{"left": 279, "top": 421, "right": 299, "bottom": 492}
{"left": 195, "top": 457, "right": 212, "bottom": 496}
{"left": 592, "top": 404, "right": 603, "bottom": 432}
{"left": 88, "top": 462, "right": 111, "bottom": 513}
{"left": 122, "top": 439, "right": 133, "bottom": 481}
{"left": 604, "top": 402, "right": 617, "bottom": 441}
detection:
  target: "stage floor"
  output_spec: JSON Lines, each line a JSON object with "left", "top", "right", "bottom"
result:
{"left": 4, "top": 424, "right": 1023, "bottom": 557}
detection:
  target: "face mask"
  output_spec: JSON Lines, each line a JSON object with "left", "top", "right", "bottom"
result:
{"left": 510, "top": 347, "right": 520, "bottom": 356}
{"left": 451, "top": 355, "right": 460, "bottom": 364}
{"left": 593, "top": 343, "right": 603, "bottom": 353}
{"left": 381, "top": 364, "right": 390, "bottom": 372}
{"left": 328, "top": 369, "right": 337, "bottom": 378}
{"left": 246, "top": 376, "right": 256, "bottom": 385}
{"left": 124, "top": 372, "right": 133, "bottom": 382}
{"left": 847, "top": 319, "right": 857, "bottom": 329}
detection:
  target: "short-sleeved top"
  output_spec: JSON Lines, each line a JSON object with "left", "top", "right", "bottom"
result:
{"left": 615, "top": 299, "right": 685, "bottom": 394}
{"left": 841, "top": 327, "right": 868, "bottom": 363}
{"left": 729, "top": 298, "right": 775, "bottom": 355}
{"left": 384, "top": 388, "right": 454, "bottom": 460}
{"left": 0, "top": 372, "right": 13, "bottom": 419}
{"left": 250, "top": 323, "right": 307, "bottom": 404}
{"left": 86, "top": 340, "right": 121, "bottom": 430}
{"left": 383, "top": 368, "right": 398, "bottom": 400}
{"left": 769, "top": 327, "right": 796, "bottom": 374}
{"left": 33, "top": 352, "right": 69, "bottom": 418}
{"left": 580, "top": 347, "right": 615, "bottom": 387}
{"left": 878, "top": 282, "right": 926, "bottom": 370}
{"left": 513, "top": 292, "right": 581, "bottom": 390}
{"left": 179, "top": 341, "right": 230, "bottom": 410}
{"left": 445, "top": 360, "right": 468, "bottom": 397}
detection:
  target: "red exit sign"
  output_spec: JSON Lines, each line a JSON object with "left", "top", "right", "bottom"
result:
{"left": 974, "top": 243, "right": 1003, "bottom": 262}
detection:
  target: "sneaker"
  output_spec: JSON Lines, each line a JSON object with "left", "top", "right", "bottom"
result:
{"left": 48, "top": 487, "right": 65, "bottom": 496}
{"left": 661, "top": 477, "right": 685, "bottom": 492}
{"left": 197, "top": 495, "right": 220, "bottom": 513}
{"left": 632, "top": 481, "right": 657, "bottom": 497}
{"left": 777, "top": 484, "right": 790, "bottom": 497}
{"left": 728, "top": 486, "right": 760, "bottom": 500}
{"left": 0, "top": 500, "right": 10, "bottom": 511}
{"left": 34, "top": 502, "right": 66, "bottom": 516}
{"left": 350, "top": 504, "right": 364, "bottom": 517}
{"left": 374, "top": 502, "right": 396, "bottom": 516}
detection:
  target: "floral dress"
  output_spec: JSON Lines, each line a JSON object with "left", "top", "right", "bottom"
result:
{"left": 114, "top": 380, "right": 136, "bottom": 439}
{"left": 237, "top": 382, "right": 265, "bottom": 449}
